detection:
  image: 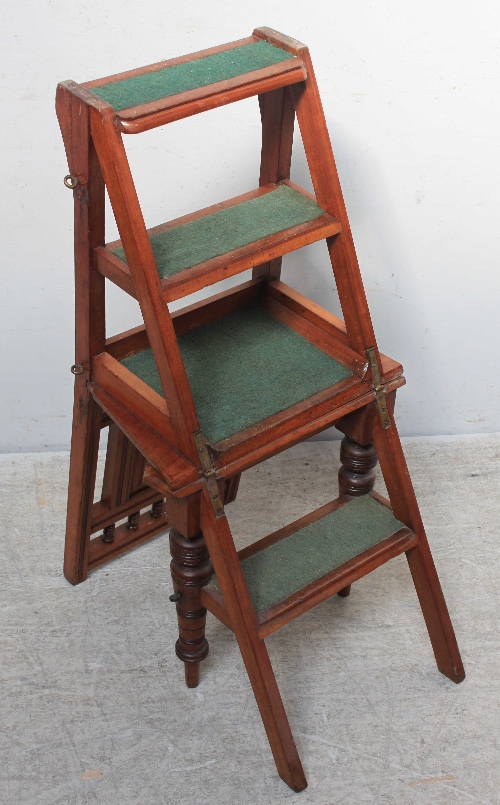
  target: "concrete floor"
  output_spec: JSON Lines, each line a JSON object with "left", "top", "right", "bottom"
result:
{"left": 1, "top": 433, "right": 499, "bottom": 805}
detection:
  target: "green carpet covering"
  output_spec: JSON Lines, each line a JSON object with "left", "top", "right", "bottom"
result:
{"left": 111, "top": 184, "right": 326, "bottom": 279}
{"left": 211, "top": 496, "right": 406, "bottom": 613}
{"left": 92, "top": 41, "right": 295, "bottom": 111}
{"left": 120, "top": 303, "right": 352, "bottom": 444}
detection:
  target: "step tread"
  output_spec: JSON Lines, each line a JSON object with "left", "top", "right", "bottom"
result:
{"left": 90, "top": 41, "right": 296, "bottom": 112}
{"left": 108, "top": 184, "right": 330, "bottom": 281}
{"left": 120, "top": 302, "right": 353, "bottom": 444}
{"left": 209, "top": 496, "right": 407, "bottom": 613}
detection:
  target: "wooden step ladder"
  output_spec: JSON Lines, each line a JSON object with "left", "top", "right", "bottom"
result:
{"left": 56, "top": 27, "right": 464, "bottom": 793}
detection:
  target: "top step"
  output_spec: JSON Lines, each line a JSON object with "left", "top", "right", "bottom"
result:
{"left": 81, "top": 32, "right": 307, "bottom": 133}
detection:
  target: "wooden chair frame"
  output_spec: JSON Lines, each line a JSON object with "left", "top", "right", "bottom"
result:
{"left": 56, "top": 27, "right": 464, "bottom": 792}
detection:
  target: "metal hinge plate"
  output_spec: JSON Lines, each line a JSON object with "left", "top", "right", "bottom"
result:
{"left": 365, "top": 347, "right": 392, "bottom": 430}
{"left": 193, "top": 429, "right": 225, "bottom": 518}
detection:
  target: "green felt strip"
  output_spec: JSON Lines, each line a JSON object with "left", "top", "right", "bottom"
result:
{"left": 92, "top": 41, "right": 295, "bottom": 111}
{"left": 120, "top": 303, "right": 352, "bottom": 444}
{"left": 210, "top": 496, "right": 406, "bottom": 613}
{"left": 111, "top": 184, "right": 325, "bottom": 279}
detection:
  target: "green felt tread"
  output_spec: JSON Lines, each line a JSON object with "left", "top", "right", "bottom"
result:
{"left": 210, "top": 496, "right": 407, "bottom": 613}
{"left": 111, "top": 184, "right": 326, "bottom": 279}
{"left": 120, "top": 303, "right": 352, "bottom": 444}
{"left": 92, "top": 41, "right": 295, "bottom": 111}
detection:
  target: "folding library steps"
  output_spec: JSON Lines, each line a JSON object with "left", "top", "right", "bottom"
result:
{"left": 57, "top": 26, "right": 464, "bottom": 794}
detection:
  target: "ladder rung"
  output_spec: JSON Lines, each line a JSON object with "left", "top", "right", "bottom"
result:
{"left": 96, "top": 182, "right": 342, "bottom": 302}
{"left": 201, "top": 494, "right": 416, "bottom": 636}
{"left": 83, "top": 37, "right": 306, "bottom": 132}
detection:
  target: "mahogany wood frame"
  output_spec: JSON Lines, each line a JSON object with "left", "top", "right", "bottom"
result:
{"left": 57, "top": 26, "right": 464, "bottom": 793}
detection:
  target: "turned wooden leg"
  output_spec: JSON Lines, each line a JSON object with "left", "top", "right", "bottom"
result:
{"left": 338, "top": 436, "right": 377, "bottom": 498}
{"left": 169, "top": 529, "right": 212, "bottom": 687}
{"left": 166, "top": 492, "right": 212, "bottom": 688}
{"left": 337, "top": 436, "right": 378, "bottom": 597}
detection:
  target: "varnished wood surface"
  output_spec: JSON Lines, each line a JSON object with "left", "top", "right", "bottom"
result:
{"left": 93, "top": 352, "right": 175, "bottom": 443}
{"left": 373, "top": 415, "right": 465, "bottom": 683}
{"left": 56, "top": 84, "right": 105, "bottom": 585}
{"left": 200, "top": 490, "right": 307, "bottom": 791}
{"left": 253, "top": 85, "right": 295, "bottom": 282}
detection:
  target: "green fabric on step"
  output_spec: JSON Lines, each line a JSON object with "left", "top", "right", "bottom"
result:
{"left": 121, "top": 303, "right": 352, "bottom": 444}
{"left": 211, "top": 496, "right": 406, "bottom": 613}
{"left": 111, "top": 184, "right": 325, "bottom": 279}
{"left": 92, "top": 42, "right": 295, "bottom": 111}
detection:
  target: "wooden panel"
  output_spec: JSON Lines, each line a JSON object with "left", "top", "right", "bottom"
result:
{"left": 90, "top": 384, "right": 202, "bottom": 496}
{"left": 95, "top": 247, "right": 136, "bottom": 298}
{"left": 261, "top": 294, "right": 368, "bottom": 376}
{"left": 268, "top": 280, "right": 350, "bottom": 345}
{"left": 105, "top": 324, "right": 149, "bottom": 360}
{"left": 93, "top": 352, "right": 176, "bottom": 443}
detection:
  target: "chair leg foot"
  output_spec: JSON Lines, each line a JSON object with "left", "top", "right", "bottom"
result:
{"left": 184, "top": 662, "right": 200, "bottom": 688}
{"left": 338, "top": 584, "right": 351, "bottom": 597}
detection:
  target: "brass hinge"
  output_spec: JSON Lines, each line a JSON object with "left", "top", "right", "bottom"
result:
{"left": 365, "top": 347, "right": 392, "bottom": 430}
{"left": 193, "top": 430, "right": 225, "bottom": 518}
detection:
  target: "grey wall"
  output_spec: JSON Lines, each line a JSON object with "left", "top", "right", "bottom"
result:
{"left": 1, "top": 0, "right": 499, "bottom": 451}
